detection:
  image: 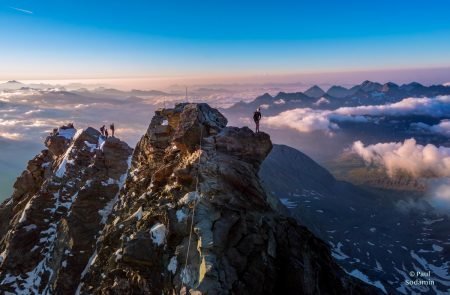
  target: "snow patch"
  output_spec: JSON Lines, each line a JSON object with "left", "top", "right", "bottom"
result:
{"left": 150, "top": 223, "right": 167, "bottom": 246}
{"left": 178, "top": 191, "right": 200, "bottom": 205}
{"left": 131, "top": 207, "right": 143, "bottom": 220}
{"left": 84, "top": 141, "right": 97, "bottom": 152}
{"left": 332, "top": 242, "right": 349, "bottom": 260}
{"left": 98, "top": 136, "right": 106, "bottom": 151}
{"left": 23, "top": 224, "right": 37, "bottom": 231}
{"left": 57, "top": 127, "right": 76, "bottom": 139}
{"left": 176, "top": 209, "right": 187, "bottom": 222}
{"left": 348, "top": 269, "right": 387, "bottom": 294}
{"left": 168, "top": 256, "right": 177, "bottom": 274}
{"left": 314, "top": 97, "right": 330, "bottom": 106}
{"left": 423, "top": 218, "right": 444, "bottom": 225}
{"left": 432, "top": 244, "right": 443, "bottom": 252}
{"left": 0, "top": 249, "right": 6, "bottom": 264}
{"left": 101, "top": 178, "right": 116, "bottom": 186}
{"left": 18, "top": 196, "right": 35, "bottom": 223}
{"left": 80, "top": 250, "right": 97, "bottom": 279}
{"left": 114, "top": 249, "right": 123, "bottom": 262}
{"left": 280, "top": 198, "right": 298, "bottom": 209}
{"left": 55, "top": 129, "right": 83, "bottom": 178}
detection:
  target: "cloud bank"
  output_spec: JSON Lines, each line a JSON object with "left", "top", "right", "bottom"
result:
{"left": 265, "top": 95, "right": 450, "bottom": 134}
{"left": 411, "top": 120, "right": 450, "bottom": 137}
{"left": 265, "top": 108, "right": 339, "bottom": 134}
{"left": 351, "top": 138, "right": 450, "bottom": 178}
{"left": 426, "top": 179, "right": 450, "bottom": 212}
{"left": 334, "top": 95, "right": 450, "bottom": 117}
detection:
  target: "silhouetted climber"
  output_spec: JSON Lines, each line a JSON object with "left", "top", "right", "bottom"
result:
{"left": 100, "top": 125, "right": 105, "bottom": 136}
{"left": 68, "top": 122, "right": 74, "bottom": 129}
{"left": 110, "top": 123, "right": 115, "bottom": 137}
{"left": 253, "top": 108, "right": 262, "bottom": 133}
{"left": 105, "top": 128, "right": 109, "bottom": 138}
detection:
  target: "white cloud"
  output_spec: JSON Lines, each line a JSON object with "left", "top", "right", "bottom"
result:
{"left": 24, "top": 109, "right": 42, "bottom": 115}
{"left": 313, "top": 97, "right": 330, "bottom": 106}
{"left": 265, "top": 95, "right": 450, "bottom": 134}
{"left": 334, "top": 95, "right": 450, "bottom": 117}
{"left": 265, "top": 108, "right": 338, "bottom": 134}
{"left": 351, "top": 138, "right": 450, "bottom": 178}
{"left": 426, "top": 178, "right": 450, "bottom": 212}
{"left": 411, "top": 120, "right": 450, "bottom": 137}
{"left": 0, "top": 88, "right": 159, "bottom": 146}
{"left": 10, "top": 7, "right": 33, "bottom": 14}
{"left": 0, "top": 132, "right": 22, "bottom": 140}
{"left": 265, "top": 108, "right": 368, "bottom": 134}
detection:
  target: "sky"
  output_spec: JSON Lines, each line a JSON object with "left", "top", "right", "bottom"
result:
{"left": 1, "top": 0, "right": 450, "bottom": 87}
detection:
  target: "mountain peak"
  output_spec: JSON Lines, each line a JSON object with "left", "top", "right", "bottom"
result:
{"left": 0, "top": 125, "right": 132, "bottom": 293}
{"left": 326, "top": 85, "right": 351, "bottom": 98}
{"left": 79, "top": 103, "right": 376, "bottom": 294}
{"left": 304, "top": 85, "right": 325, "bottom": 98}
{"left": 382, "top": 82, "right": 399, "bottom": 92}
{"left": 358, "top": 80, "right": 382, "bottom": 92}
{"left": 0, "top": 104, "right": 378, "bottom": 294}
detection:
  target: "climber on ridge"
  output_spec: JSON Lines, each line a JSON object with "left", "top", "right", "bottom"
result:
{"left": 110, "top": 123, "right": 115, "bottom": 137}
{"left": 100, "top": 125, "right": 105, "bottom": 136}
{"left": 105, "top": 128, "right": 109, "bottom": 138}
{"left": 253, "top": 107, "right": 262, "bottom": 133}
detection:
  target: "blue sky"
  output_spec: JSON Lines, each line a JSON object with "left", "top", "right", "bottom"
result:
{"left": 1, "top": 0, "right": 450, "bottom": 85}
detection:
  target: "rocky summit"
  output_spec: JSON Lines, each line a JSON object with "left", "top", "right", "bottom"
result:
{"left": 0, "top": 125, "right": 132, "bottom": 294}
{"left": 1, "top": 104, "right": 379, "bottom": 294}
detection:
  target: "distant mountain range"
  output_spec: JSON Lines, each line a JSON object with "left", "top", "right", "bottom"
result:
{"left": 226, "top": 81, "right": 450, "bottom": 114}
{"left": 0, "top": 80, "right": 172, "bottom": 96}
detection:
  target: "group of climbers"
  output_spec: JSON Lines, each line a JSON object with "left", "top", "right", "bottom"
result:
{"left": 52, "top": 108, "right": 260, "bottom": 142}
{"left": 100, "top": 123, "right": 115, "bottom": 138}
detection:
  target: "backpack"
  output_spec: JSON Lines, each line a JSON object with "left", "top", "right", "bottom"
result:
{"left": 253, "top": 111, "right": 261, "bottom": 121}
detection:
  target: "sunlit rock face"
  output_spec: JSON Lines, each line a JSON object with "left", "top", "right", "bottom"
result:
{"left": 0, "top": 103, "right": 378, "bottom": 294}
{"left": 0, "top": 125, "right": 132, "bottom": 294}
{"left": 78, "top": 103, "right": 378, "bottom": 295}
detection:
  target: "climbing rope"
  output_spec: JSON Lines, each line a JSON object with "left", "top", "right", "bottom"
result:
{"left": 181, "top": 124, "right": 203, "bottom": 286}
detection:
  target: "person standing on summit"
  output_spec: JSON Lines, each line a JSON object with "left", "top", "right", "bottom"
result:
{"left": 253, "top": 108, "right": 262, "bottom": 133}
{"left": 100, "top": 125, "right": 105, "bottom": 136}
{"left": 110, "top": 123, "right": 115, "bottom": 137}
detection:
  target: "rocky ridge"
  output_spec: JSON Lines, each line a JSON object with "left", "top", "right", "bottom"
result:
{"left": 0, "top": 104, "right": 379, "bottom": 294}
{"left": 0, "top": 125, "right": 132, "bottom": 294}
{"left": 79, "top": 103, "right": 378, "bottom": 294}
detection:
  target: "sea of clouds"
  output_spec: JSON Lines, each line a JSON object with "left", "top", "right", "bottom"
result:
{"left": 265, "top": 95, "right": 450, "bottom": 135}
{"left": 351, "top": 138, "right": 450, "bottom": 178}
{"left": 0, "top": 83, "right": 302, "bottom": 199}
{"left": 264, "top": 95, "right": 450, "bottom": 211}
{"left": 0, "top": 88, "right": 164, "bottom": 199}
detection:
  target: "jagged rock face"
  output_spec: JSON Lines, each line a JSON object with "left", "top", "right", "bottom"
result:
{"left": 80, "top": 103, "right": 378, "bottom": 295}
{"left": 0, "top": 126, "right": 132, "bottom": 294}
